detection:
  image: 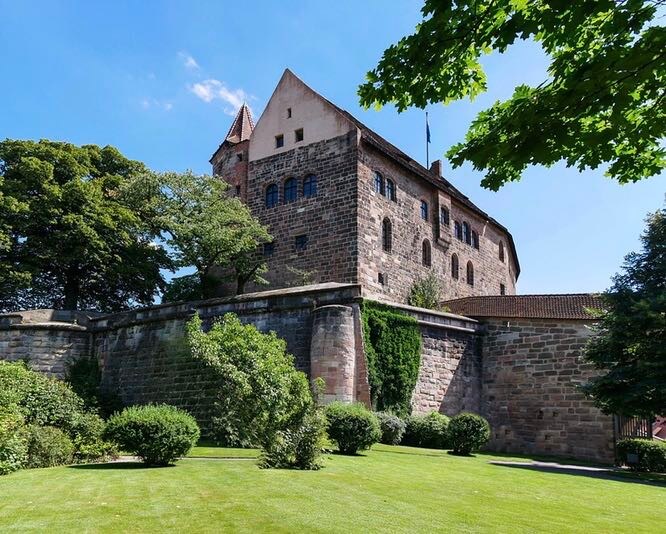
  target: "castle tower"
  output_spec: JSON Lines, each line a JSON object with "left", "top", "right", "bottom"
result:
{"left": 209, "top": 103, "right": 254, "bottom": 201}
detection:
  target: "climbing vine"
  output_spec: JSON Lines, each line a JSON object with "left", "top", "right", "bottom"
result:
{"left": 360, "top": 300, "right": 422, "bottom": 416}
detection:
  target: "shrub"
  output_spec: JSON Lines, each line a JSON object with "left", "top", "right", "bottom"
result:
{"left": 408, "top": 273, "right": 443, "bottom": 310}
{"left": 0, "top": 361, "right": 83, "bottom": 431}
{"left": 25, "top": 426, "right": 74, "bottom": 468}
{"left": 69, "top": 412, "right": 118, "bottom": 463}
{"left": 361, "top": 301, "right": 421, "bottom": 415}
{"left": 448, "top": 413, "right": 491, "bottom": 455}
{"left": 104, "top": 404, "right": 200, "bottom": 466}
{"left": 376, "top": 412, "right": 406, "bottom": 445}
{"left": 402, "top": 412, "right": 449, "bottom": 449}
{"left": 617, "top": 438, "right": 666, "bottom": 472}
{"left": 324, "top": 402, "right": 381, "bottom": 455}
{"left": 260, "top": 409, "right": 327, "bottom": 470}
{"left": 0, "top": 404, "right": 27, "bottom": 475}
{"left": 187, "top": 313, "right": 312, "bottom": 448}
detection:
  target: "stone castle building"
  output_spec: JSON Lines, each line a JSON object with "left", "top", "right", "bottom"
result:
{"left": 0, "top": 71, "right": 637, "bottom": 465}
{"left": 210, "top": 70, "right": 519, "bottom": 302}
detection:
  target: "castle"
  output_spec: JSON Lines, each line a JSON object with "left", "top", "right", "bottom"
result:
{"left": 0, "top": 71, "right": 630, "bottom": 464}
{"left": 210, "top": 70, "right": 518, "bottom": 302}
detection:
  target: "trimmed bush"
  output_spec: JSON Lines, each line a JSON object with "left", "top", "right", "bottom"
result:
{"left": 617, "top": 438, "right": 666, "bottom": 472}
{"left": 104, "top": 404, "right": 200, "bottom": 466}
{"left": 0, "top": 404, "right": 27, "bottom": 475}
{"left": 25, "top": 426, "right": 74, "bottom": 468}
{"left": 376, "top": 412, "right": 406, "bottom": 445}
{"left": 448, "top": 413, "right": 490, "bottom": 455}
{"left": 402, "top": 412, "right": 449, "bottom": 449}
{"left": 324, "top": 402, "right": 381, "bottom": 455}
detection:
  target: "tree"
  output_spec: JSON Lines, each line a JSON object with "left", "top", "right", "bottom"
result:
{"left": 359, "top": 1, "right": 665, "bottom": 190}
{"left": 0, "top": 140, "right": 172, "bottom": 311}
{"left": 156, "top": 171, "right": 271, "bottom": 298}
{"left": 583, "top": 207, "right": 665, "bottom": 418}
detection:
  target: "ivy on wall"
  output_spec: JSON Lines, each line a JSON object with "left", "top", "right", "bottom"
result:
{"left": 360, "top": 300, "right": 422, "bottom": 416}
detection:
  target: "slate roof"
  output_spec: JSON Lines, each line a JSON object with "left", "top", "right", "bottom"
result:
{"left": 444, "top": 294, "right": 605, "bottom": 320}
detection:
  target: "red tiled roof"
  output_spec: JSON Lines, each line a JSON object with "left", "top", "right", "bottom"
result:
{"left": 444, "top": 294, "right": 605, "bottom": 320}
{"left": 209, "top": 103, "right": 254, "bottom": 162}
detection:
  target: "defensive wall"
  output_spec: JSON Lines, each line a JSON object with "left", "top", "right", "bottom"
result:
{"left": 0, "top": 284, "right": 614, "bottom": 462}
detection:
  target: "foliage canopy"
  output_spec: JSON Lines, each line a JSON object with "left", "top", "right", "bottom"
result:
{"left": 584, "top": 207, "right": 666, "bottom": 417}
{"left": 359, "top": 0, "right": 665, "bottom": 190}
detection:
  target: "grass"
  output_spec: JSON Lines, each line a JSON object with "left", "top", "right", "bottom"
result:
{"left": 0, "top": 445, "right": 663, "bottom": 533}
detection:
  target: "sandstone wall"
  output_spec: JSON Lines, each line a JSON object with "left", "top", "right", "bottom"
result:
{"left": 245, "top": 132, "right": 359, "bottom": 291}
{"left": 357, "top": 143, "right": 517, "bottom": 304}
{"left": 0, "top": 310, "right": 93, "bottom": 378}
{"left": 481, "top": 318, "right": 615, "bottom": 463}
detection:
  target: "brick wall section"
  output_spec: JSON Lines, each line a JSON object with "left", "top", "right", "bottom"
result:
{"left": 244, "top": 133, "right": 359, "bottom": 291}
{"left": 357, "top": 143, "right": 517, "bottom": 304}
{"left": 481, "top": 318, "right": 615, "bottom": 463}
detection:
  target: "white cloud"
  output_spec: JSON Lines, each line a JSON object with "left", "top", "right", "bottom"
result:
{"left": 178, "top": 51, "right": 200, "bottom": 70}
{"left": 141, "top": 98, "right": 174, "bottom": 111}
{"left": 189, "top": 79, "right": 251, "bottom": 116}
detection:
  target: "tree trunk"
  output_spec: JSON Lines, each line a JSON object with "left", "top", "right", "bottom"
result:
{"left": 62, "top": 266, "right": 81, "bottom": 310}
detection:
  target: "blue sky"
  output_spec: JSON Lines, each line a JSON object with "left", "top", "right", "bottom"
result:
{"left": 1, "top": 0, "right": 663, "bottom": 294}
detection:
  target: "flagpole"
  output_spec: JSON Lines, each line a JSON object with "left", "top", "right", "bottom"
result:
{"left": 426, "top": 111, "right": 430, "bottom": 169}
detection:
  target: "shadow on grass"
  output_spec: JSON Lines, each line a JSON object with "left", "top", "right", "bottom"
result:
{"left": 372, "top": 448, "right": 449, "bottom": 459}
{"left": 490, "top": 462, "right": 666, "bottom": 488}
{"left": 68, "top": 462, "right": 175, "bottom": 471}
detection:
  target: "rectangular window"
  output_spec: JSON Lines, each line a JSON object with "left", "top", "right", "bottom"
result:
{"left": 275, "top": 134, "right": 284, "bottom": 148}
{"left": 263, "top": 243, "right": 275, "bottom": 256}
{"left": 420, "top": 200, "right": 429, "bottom": 221}
{"left": 236, "top": 153, "right": 243, "bottom": 162}
{"left": 440, "top": 207, "right": 450, "bottom": 226}
{"left": 500, "top": 283, "right": 506, "bottom": 296}
{"left": 287, "top": 108, "right": 292, "bottom": 118}
{"left": 235, "top": 185, "right": 241, "bottom": 196}
{"left": 295, "top": 234, "right": 308, "bottom": 251}
{"left": 378, "top": 272, "right": 387, "bottom": 286}
{"left": 294, "top": 128, "right": 304, "bottom": 142}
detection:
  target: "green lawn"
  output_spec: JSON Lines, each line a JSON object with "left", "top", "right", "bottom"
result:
{"left": 0, "top": 445, "right": 663, "bottom": 533}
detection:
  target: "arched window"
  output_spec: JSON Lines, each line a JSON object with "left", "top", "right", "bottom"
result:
{"left": 265, "top": 184, "right": 278, "bottom": 208}
{"left": 463, "top": 222, "right": 471, "bottom": 245}
{"left": 374, "top": 171, "right": 385, "bottom": 196}
{"left": 382, "top": 218, "right": 392, "bottom": 253}
{"left": 422, "top": 239, "right": 432, "bottom": 267}
{"left": 499, "top": 241, "right": 505, "bottom": 263}
{"left": 451, "top": 254, "right": 459, "bottom": 279}
{"left": 454, "top": 221, "right": 463, "bottom": 241}
{"left": 386, "top": 179, "right": 396, "bottom": 201}
{"left": 466, "top": 261, "right": 474, "bottom": 286}
{"left": 303, "top": 174, "right": 317, "bottom": 197}
{"left": 472, "top": 230, "right": 479, "bottom": 250}
{"left": 284, "top": 178, "right": 297, "bottom": 203}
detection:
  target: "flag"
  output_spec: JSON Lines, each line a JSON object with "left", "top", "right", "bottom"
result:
{"left": 426, "top": 112, "right": 431, "bottom": 143}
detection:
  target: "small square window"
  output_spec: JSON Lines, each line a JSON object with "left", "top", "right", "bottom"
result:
{"left": 378, "top": 272, "right": 387, "bottom": 286}
{"left": 287, "top": 108, "right": 292, "bottom": 118}
{"left": 263, "top": 243, "right": 275, "bottom": 257}
{"left": 237, "top": 153, "right": 243, "bottom": 162}
{"left": 295, "top": 234, "right": 308, "bottom": 251}
{"left": 295, "top": 128, "right": 304, "bottom": 143}
{"left": 275, "top": 134, "right": 284, "bottom": 148}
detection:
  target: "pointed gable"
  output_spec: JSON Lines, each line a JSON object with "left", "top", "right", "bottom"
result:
{"left": 249, "top": 69, "right": 357, "bottom": 162}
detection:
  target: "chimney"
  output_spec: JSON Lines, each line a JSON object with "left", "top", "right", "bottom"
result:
{"left": 429, "top": 159, "right": 442, "bottom": 177}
